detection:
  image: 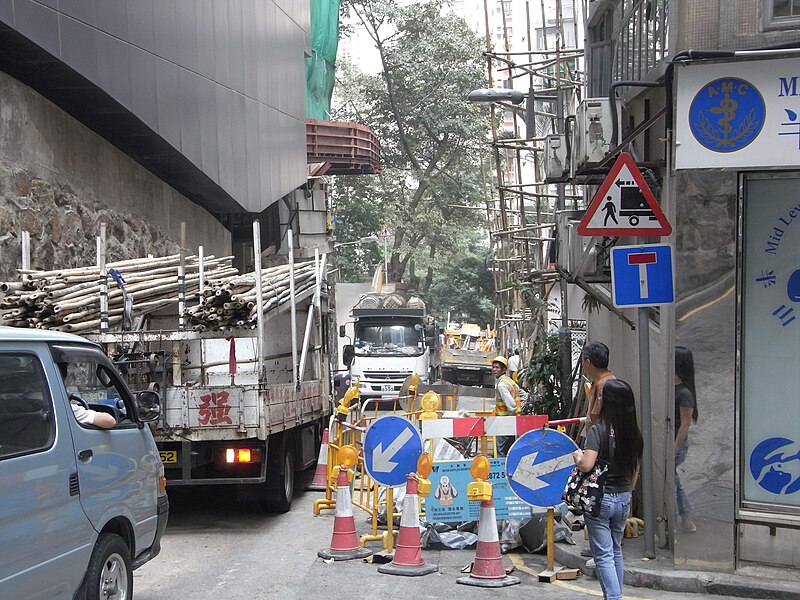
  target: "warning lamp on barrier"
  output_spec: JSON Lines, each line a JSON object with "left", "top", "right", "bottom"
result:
{"left": 418, "top": 390, "right": 440, "bottom": 420}
{"left": 338, "top": 444, "right": 358, "bottom": 468}
{"left": 336, "top": 381, "right": 361, "bottom": 422}
{"left": 467, "top": 454, "right": 493, "bottom": 502}
{"left": 416, "top": 453, "right": 433, "bottom": 497}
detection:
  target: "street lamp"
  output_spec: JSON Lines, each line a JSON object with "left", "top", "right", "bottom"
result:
{"left": 333, "top": 235, "right": 380, "bottom": 249}
{"left": 467, "top": 88, "right": 557, "bottom": 140}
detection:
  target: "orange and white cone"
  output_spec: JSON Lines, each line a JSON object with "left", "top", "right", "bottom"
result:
{"left": 456, "top": 498, "right": 520, "bottom": 587}
{"left": 378, "top": 474, "right": 438, "bottom": 576}
{"left": 307, "top": 428, "right": 329, "bottom": 491}
{"left": 318, "top": 466, "right": 373, "bottom": 561}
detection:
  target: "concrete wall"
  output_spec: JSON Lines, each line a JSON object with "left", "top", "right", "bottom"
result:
{"left": 0, "top": 71, "right": 230, "bottom": 279}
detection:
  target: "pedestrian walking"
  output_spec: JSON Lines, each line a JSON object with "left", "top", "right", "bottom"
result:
{"left": 675, "top": 346, "right": 698, "bottom": 533}
{"left": 572, "top": 379, "right": 643, "bottom": 600}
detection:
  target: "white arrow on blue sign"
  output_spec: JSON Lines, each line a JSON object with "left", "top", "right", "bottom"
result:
{"left": 506, "top": 429, "right": 578, "bottom": 508}
{"left": 363, "top": 416, "right": 423, "bottom": 487}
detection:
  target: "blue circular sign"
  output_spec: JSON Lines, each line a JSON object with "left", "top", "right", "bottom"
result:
{"left": 363, "top": 416, "right": 422, "bottom": 487}
{"left": 750, "top": 437, "right": 800, "bottom": 495}
{"left": 506, "top": 429, "right": 578, "bottom": 507}
{"left": 689, "top": 77, "right": 765, "bottom": 153}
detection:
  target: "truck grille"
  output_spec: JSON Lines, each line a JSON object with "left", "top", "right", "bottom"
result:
{"left": 363, "top": 371, "right": 411, "bottom": 381}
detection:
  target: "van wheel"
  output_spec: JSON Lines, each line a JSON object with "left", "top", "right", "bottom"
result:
{"left": 85, "top": 533, "right": 132, "bottom": 600}
{"left": 265, "top": 437, "right": 295, "bottom": 513}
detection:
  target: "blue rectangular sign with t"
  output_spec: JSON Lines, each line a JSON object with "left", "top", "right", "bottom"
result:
{"left": 610, "top": 244, "right": 674, "bottom": 308}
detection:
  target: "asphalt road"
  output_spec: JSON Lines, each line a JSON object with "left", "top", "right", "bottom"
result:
{"left": 133, "top": 469, "right": 746, "bottom": 600}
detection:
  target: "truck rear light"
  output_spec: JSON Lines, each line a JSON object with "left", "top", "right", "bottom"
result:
{"left": 225, "top": 448, "right": 259, "bottom": 463}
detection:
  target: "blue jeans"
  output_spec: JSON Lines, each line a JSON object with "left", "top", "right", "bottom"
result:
{"left": 584, "top": 491, "right": 631, "bottom": 600}
{"left": 675, "top": 440, "right": 692, "bottom": 516}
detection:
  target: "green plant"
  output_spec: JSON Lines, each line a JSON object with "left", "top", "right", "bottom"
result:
{"left": 518, "top": 332, "right": 566, "bottom": 419}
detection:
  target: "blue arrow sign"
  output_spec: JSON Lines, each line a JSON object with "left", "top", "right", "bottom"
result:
{"left": 610, "top": 243, "right": 674, "bottom": 308}
{"left": 506, "top": 429, "right": 578, "bottom": 507}
{"left": 363, "top": 416, "right": 422, "bottom": 487}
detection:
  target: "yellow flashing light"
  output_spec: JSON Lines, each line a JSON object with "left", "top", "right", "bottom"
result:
{"left": 408, "top": 372, "right": 419, "bottom": 392}
{"left": 470, "top": 454, "right": 490, "bottom": 481}
{"left": 338, "top": 444, "right": 358, "bottom": 467}
{"left": 417, "top": 453, "right": 432, "bottom": 478}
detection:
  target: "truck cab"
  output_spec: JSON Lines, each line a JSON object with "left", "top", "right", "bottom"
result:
{"left": 340, "top": 293, "right": 438, "bottom": 404}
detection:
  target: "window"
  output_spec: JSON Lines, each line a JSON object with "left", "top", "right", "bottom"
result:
{"left": 0, "top": 353, "right": 54, "bottom": 459}
{"left": 765, "top": 0, "right": 800, "bottom": 28}
{"left": 51, "top": 344, "right": 130, "bottom": 425}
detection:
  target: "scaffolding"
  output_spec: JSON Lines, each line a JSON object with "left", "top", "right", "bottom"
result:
{"left": 477, "top": 0, "right": 586, "bottom": 365}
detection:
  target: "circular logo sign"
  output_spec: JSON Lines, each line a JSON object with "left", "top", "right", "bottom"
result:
{"left": 749, "top": 437, "right": 800, "bottom": 495}
{"left": 688, "top": 77, "right": 765, "bottom": 153}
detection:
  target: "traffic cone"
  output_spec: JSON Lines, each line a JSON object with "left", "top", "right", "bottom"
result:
{"left": 318, "top": 466, "right": 373, "bottom": 561}
{"left": 456, "top": 497, "right": 520, "bottom": 587}
{"left": 378, "top": 474, "right": 438, "bottom": 576}
{"left": 307, "top": 428, "right": 329, "bottom": 491}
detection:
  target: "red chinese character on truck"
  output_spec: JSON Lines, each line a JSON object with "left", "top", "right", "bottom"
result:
{"left": 197, "top": 391, "right": 233, "bottom": 425}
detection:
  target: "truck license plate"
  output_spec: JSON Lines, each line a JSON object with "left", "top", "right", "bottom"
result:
{"left": 159, "top": 450, "right": 178, "bottom": 464}
{"left": 381, "top": 384, "right": 395, "bottom": 392}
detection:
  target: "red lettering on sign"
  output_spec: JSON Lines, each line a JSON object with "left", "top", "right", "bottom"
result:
{"left": 198, "top": 391, "right": 233, "bottom": 425}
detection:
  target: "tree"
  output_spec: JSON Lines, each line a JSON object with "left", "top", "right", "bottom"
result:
{"left": 426, "top": 239, "right": 495, "bottom": 325}
{"left": 332, "top": 0, "right": 490, "bottom": 292}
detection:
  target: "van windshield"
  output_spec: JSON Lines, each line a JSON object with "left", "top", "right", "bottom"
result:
{"left": 354, "top": 321, "right": 424, "bottom": 357}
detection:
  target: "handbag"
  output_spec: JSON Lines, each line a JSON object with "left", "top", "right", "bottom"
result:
{"left": 562, "top": 424, "right": 613, "bottom": 516}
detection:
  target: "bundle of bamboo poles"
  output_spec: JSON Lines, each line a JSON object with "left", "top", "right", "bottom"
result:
{"left": 185, "top": 261, "right": 319, "bottom": 332}
{"left": 0, "top": 253, "right": 321, "bottom": 334}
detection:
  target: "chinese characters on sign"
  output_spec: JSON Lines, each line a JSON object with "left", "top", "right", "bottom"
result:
{"left": 676, "top": 57, "right": 800, "bottom": 169}
{"left": 198, "top": 391, "right": 233, "bottom": 425}
{"left": 742, "top": 178, "right": 800, "bottom": 506}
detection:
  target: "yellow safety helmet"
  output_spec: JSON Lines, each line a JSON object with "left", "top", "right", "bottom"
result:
{"left": 491, "top": 356, "right": 508, "bottom": 369}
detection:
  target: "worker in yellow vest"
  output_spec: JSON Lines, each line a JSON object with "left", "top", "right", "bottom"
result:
{"left": 492, "top": 356, "right": 520, "bottom": 456}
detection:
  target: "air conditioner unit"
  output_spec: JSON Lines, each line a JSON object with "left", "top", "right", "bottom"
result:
{"left": 572, "top": 98, "right": 624, "bottom": 172}
{"left": 556, "top": 210, "right": 604, "bottom": 279}
{"left": 543, "top": 134, "right": 568, "bottom": 182}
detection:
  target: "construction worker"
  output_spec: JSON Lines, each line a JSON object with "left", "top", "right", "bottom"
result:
{"left": 491, "top": 356, "right": 520, "bottom": 457}
{"left": 508, "top": 349, "right": 521, "bottom": 382}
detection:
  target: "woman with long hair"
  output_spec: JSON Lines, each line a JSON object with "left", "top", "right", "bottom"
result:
{"left": 572, "top": 379, "right": 643, "bottom": 600}
{"left": 675, "top": 346, "right": 698, "bottom": 532}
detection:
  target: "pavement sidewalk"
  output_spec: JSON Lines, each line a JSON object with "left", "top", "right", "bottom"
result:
{"left": 553, "top": 531, "right": 800, "bottom": 600}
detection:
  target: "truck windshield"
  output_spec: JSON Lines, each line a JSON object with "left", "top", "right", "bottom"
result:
{"left": 354, "top": 322, "right": 424, "bottom": 357}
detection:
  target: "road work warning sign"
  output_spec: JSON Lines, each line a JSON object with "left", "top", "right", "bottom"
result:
{"left": 577, "top": 152, "right": 671, "bottom": 237}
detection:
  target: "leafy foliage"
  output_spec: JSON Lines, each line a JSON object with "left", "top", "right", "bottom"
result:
{"left": 518, "top": 332, "right": 566, "bottom": 419}
{"left": 332, "top": 0, "right": 490, "bottom": 294}
{"left": 426, "top": 239, "right": 495, "bottom": 325}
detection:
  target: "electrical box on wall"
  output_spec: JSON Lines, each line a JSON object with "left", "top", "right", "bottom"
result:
{"left": 543, "top": 134, "right": 569, "bottom": 182}
{"left": 572, "top": 98, "right": 624, "bottom": 173}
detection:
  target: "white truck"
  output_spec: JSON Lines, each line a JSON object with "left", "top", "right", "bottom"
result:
{"left": 339, "top": 291, "right": 438, "bottom": 404}
{"left": 86, "top": 256, "right": 333, "bottom": 513}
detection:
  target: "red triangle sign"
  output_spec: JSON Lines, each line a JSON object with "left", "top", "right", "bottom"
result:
{"left": 577, "top": 152, "right": 671, "bottom": 236}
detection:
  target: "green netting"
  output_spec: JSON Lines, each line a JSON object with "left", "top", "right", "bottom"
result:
{"left": 305, "top": 0, "right": 340, "bottom": 120}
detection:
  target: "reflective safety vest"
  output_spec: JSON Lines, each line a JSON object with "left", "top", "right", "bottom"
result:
{"left": 495, "top": 374, "right": 520, "bottom": 415}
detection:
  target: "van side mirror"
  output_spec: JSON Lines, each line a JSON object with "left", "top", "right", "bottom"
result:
{"left": 135, "top": 390, "right": 161, "bottom": 422}
{"left": 342, "top": 344, "right": 355, "bottom": 367}
{"left": 339, "top": 325, "right": 346, "bottom": 338}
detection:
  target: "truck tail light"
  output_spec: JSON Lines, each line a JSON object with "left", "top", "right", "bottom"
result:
{"left": 225, "top": 448, "right": 259, "bottom": 463}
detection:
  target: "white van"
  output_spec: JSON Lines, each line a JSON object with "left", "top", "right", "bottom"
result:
{"left": 0, "top": 327, "right": 168, "bottom": 600}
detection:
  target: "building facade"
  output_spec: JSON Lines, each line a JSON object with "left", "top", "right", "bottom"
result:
{"left": 582, "top": 0, "right": 800, "bottom": 572}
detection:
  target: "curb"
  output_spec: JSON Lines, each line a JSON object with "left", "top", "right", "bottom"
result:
{"left": 553, "top": 544, "right": 800, "bottom": 600}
